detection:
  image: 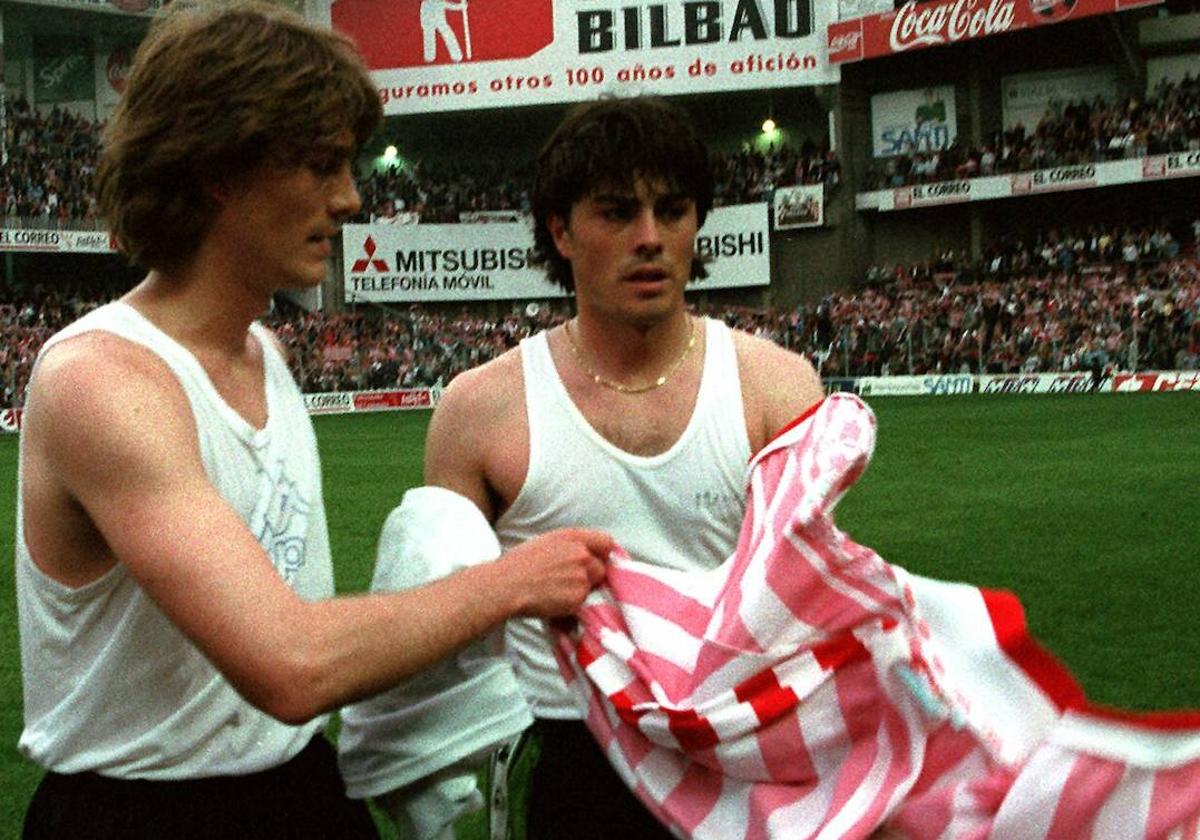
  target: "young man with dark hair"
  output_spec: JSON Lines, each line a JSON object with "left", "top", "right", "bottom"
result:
{"left": 425, "top": 96, "right": 826, "bottom": 837}
{"left": 16, "top": 3, "right": 610, "bottom": 837}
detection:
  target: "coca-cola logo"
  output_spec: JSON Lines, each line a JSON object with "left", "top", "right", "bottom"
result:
{"left": 106, "top": 47, "right": 132, "bottom": 95}
{"left": 829, "top": 31, "right": 862, "bottom": 54}
{"left": 890, "top": 0, "right": 1017, "bottom": 51}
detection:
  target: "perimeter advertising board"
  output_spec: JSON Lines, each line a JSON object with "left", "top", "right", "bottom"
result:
{"left": 0, "top": 229, "right": 115, "bottom": 253}
{"left": 828, "top": 0, "right": 1162, "bottom": 65}
{"left": 331, "top": 0, "right": 839, "bottom": 115}
{"left": 343, "top": 203, "right": 771, "bottom": 302}
{"left": 857, "top": 150, "right": 1200, "bottom": 212}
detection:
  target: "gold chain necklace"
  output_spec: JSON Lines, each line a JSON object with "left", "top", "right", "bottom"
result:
{"left": 565, "top": 317, "right": 698, "bottom": 394}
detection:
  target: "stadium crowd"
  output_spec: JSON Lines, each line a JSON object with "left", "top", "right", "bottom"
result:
{"left": 0, "top": 97, "right": 839, "bottom": 227}
{"left": 1, "top": 98, "right": 103, "bottom": 225}
{"left": 7, "top": 70, "right": 1195, "bottom": 225}
{"left": 354, "top": 140, "right": 841, "bottom": 224}
{"left": 865, "top": 74, "right": 1200, "bottom": 189}
{"left": 1, "top": 229, "right": 1194, "bottom": 407}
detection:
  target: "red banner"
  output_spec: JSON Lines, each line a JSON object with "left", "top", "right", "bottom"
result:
{"left": 332, "top": 0, "right": 554, "bottom": 71}
{"left": 827, "top": 0, "right": 1162, "bottom": 64}
{"left": 352, "top": 389, "right": 434, "bottom": 411}
{"left": 1111, "top": 372, "right": 1200, "bottom": 393}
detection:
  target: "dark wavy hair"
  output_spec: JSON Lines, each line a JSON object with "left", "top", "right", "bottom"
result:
{"left": 97, "top": 0, "right": 381, "bottom": 271}
{"left": 530, "top": 97, "right": 714, "bottom": 292}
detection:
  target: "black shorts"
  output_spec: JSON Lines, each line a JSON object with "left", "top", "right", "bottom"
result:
{"left": 23, "top": 735, "right": 378, "bottom": 840}
{"left": 525, "top": 719, "right": 673, "bottom": 840}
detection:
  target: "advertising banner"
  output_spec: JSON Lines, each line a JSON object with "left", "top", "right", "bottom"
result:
{"left": 871, "top": 85, "right": 957, "bottom": 157}
{"left": 1110, "top": 372, "right": 1200, "bottom": 392}
{"left": 838, "top": 0, "right": 893, "bottom": 19}
{"left": 331, "top": 0, "right": 839, "bottom": 115}
{"left": 773, "top": 183, "right": 824, "bottom": 229}
{"left": 856, "top": 374, "right": 974, "bottom": 396}
{"left": 828, "top": 0, "right": 1162, "bottom": 65}
{"left": 1001, "top": 66, "right": 1118, "bottom": 131}
{"left": 34, "top": 37, "right": 94, "bottom": 104}
{"left": 856, "top": 151, "right": 1200, "bottom": 212}
{"left": 96, "top": 45, "right": 135, "bottom": 112}
{"left": 302, "top": 388, "right": 438, "bottom": 417}
{"left": 343, "top": 203, "right": 771, "bottom": 302}
{"left": 0, "top": 229, "right": 115, "bottom": 253}
{"left": 18, "top": 0, "right": 162, "bottom": 13}
{"left": 978, "top": 372, "right": 1101, "bottom": 394}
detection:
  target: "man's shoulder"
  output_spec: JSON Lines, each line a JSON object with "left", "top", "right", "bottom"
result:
{"left": 31, "top": 330, "right": 182, "bottom": 423}
{"left": 433, "top": 342, "right": 525, "bottom": 423}
{"left": 727, "top": 325, "right": 810, "bottom": 369}
{"left": 726, "top": 325, "right": 825, "bottom": 444}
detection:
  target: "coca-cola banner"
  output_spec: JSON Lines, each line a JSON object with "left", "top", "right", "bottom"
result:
{"left": 95, "top": 45, "right": 135, "bottom": 118}
{"left": 871, "top": 85, "right": 958, "bottom": 157}
{"left": 331, "top": 0, "right": 839, "bottom": 115}
{"left": 828, "top": 0, "right": 1163, "bottom": 65}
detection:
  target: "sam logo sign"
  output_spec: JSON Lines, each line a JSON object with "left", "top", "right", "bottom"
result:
{"left": 332, "top": 0, "right": 554, "bottom": 70}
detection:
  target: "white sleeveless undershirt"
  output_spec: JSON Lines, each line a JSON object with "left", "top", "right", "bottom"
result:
{"left": 497, "top": 317, "right": 752, "bottom": 719}
{"left": 16, "top": 301, "right": 331, "bottom": 779}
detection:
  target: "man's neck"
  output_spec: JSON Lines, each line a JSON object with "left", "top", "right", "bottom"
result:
{"left": 571, "top": 308, "right": 695, "bottom": 378}
{"left": 124, "top": 260, "right": 271, "bottom": 359}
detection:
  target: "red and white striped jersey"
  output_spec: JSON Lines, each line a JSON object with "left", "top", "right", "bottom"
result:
{"left": 554, "top": 393, "right": 1200, "bottom": 839}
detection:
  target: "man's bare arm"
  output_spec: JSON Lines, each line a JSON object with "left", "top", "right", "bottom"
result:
{"left": 23, "top": 337, "right": 608, "bottom": 725}
{"left": 733, "top": 330, "right": 827, "bottom": 453}
{"left": 424, "top": 353, "right": 524, "bottom": 521}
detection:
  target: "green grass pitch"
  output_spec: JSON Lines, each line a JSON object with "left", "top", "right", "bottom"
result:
{"left": 0, "top": 394, "right": 1196, "bottom": 836}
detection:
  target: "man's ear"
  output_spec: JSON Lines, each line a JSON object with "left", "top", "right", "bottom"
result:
{"left": 547, "top": 213, "right": 572, "bottom": 260}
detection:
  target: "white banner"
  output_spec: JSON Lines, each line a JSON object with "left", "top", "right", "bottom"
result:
{"left": 458, "top": 210, "right": 525, "bottom": 224}
{"left": 773, "top": 183, "right": 823, "bottom": 229}
{"left": 856, "top": 373, "right": 973, "bottom": 396}
{"left": 1001, "top": 67, "right": 1118, "bottom": 132}
{"left": 870, "top": 85, "right": 957, "bottom": 158}
{"left": 343, "top": 203, "right": 771, "bottom": 302}
{"left": 0, "top": 228, "right": 115, "bottom": 253}
{"left": 857, "top": 151, "right": 1200, "bottom": 212}
{"left": 330, "top": 0, "right": 839, "bottom": 116}
{"left": 978, "top": 372, "right": 1102, "bottom": 394}
{"left": 837, "top": 0, "right": 892, "bottom": 20}
{"left": 14, "top": 0, "right": 162, "bottom": 13}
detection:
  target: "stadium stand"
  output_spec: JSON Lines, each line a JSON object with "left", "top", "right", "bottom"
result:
{"left": 0, "top": 104, "right": 840, "bottom": 227}
{"left": 1, "top": 242, "right": 1194, "bottom": 407}
{"left": 1, "top": 98, "right": 103, "bottom": 227}
{"left": 864, "top": 74, "right": 1200, "bottom": 189}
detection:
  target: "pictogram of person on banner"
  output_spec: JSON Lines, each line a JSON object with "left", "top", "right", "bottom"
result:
{"left": 421, "top": 0, "right": 471, "bottom": 63}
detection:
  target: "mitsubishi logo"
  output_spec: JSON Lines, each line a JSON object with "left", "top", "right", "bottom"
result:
{"left": 351, "top": 236, "right": 390, "bottom": 272}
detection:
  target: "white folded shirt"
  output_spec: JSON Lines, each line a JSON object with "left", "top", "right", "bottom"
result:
{"left": 337, "top": 487, "right": 533, "bottom": 838}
